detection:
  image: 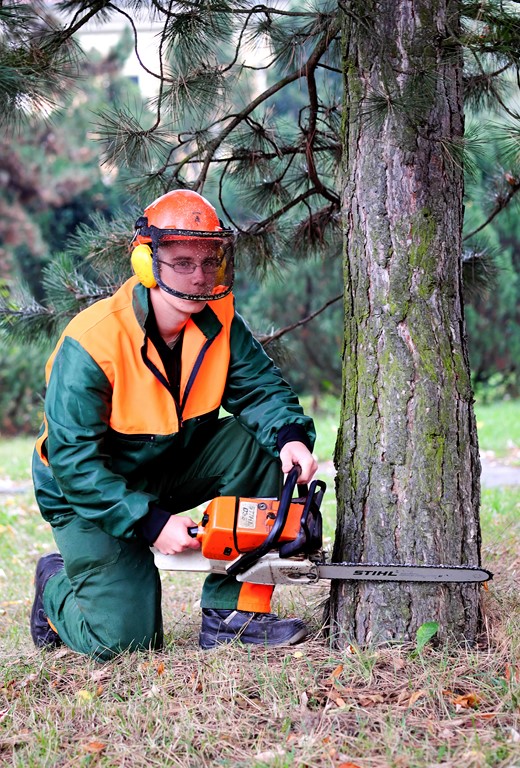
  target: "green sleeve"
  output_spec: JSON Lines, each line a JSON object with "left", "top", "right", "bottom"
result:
{"left": 43, "top": 337, "right": 157, "bottom": 539}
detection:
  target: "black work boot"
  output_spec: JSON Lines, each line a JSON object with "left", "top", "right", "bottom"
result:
{"left": 199, "top": 608, "right": 308, "bottom": 650}
{"left": 30, "top": 553, "right": 64, "bottom": 649}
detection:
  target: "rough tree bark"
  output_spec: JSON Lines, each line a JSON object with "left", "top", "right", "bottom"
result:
{"left": 328, "top": 0, "right": 482, "bottom": 646}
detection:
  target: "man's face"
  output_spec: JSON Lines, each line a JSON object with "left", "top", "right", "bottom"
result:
{"left": 155, "top": 240, "right": 224, "bottom": 300}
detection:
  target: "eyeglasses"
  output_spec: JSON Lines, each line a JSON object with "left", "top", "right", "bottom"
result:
{"left": 157, "top": 258, "right": 222, "bottom": 275}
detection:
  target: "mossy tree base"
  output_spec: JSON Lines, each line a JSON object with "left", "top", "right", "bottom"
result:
{"left": 328, "top": 0, "right": 481, "bottom": 646}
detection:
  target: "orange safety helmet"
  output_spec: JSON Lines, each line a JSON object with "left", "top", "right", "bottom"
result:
{"left": 131, "top": 189, "right": 235, "bottom": 301}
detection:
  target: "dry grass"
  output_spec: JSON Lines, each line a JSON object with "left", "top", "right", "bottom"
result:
{"left": 1, "top": 435, "right": 519, "bottom": 767}
{"left": 2, "top": 540, "right": 519, "bottom": 768}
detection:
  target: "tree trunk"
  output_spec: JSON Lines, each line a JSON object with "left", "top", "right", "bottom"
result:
{"left": 328, "top": 0, "right": 482, "bottom": 646}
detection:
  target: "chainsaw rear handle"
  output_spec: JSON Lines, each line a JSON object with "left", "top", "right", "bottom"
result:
{"left": 226, "top": 465, "right": 303, "bottom": 577}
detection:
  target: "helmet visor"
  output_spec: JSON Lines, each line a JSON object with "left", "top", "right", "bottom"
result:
{"left": 152, "top": 232, "right": 235, "bottom": 301}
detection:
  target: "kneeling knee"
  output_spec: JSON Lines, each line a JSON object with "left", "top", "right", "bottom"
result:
{"left": 91, "top": 622, "right": 163, "bottom": 659}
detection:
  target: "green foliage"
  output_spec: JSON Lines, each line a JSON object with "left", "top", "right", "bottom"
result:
{"left": 464, "top": 119, "right": 520, "bottom": 396}
{"left": 0, "top": 6, "right": 147, "bottom": 431}
{"left": 239, "top": 255, "right": 343, "bottom": 395}
{"left": 466, "top": 248, "right": 520, "bottom": 396}
{"left": 0, "top": 3, "right": 80, "bottom": 129}
{"left": 1, "top": 0, "right": 520, "bottom": 424}
{"left": 0, "top": 340, "right": 48, "bottom": 435}
{"left": 412, "top": 621, "right": 440, "bottom": 656}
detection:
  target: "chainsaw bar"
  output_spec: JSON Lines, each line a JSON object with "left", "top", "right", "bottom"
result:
{"left": 315, "top": 562, "right": 492, "bottom": 583}
{"left": 234, "top": 554, "right": 493, "bottom": 585}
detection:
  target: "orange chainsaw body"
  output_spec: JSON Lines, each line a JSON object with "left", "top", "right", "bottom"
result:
{"left": 196, "top": 496, "right": 305, "bottom": 560}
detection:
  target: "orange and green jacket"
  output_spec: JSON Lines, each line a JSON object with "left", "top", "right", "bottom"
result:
{"left": 33, "top": 277, "right": 315, "bottom": 540}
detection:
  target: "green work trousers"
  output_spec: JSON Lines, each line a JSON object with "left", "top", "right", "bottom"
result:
{"left": 40, "top": 417, "right": 281, "bottom": 659}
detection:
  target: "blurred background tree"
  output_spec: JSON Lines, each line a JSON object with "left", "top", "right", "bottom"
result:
{"left": 0, "top": 5, "right": 143, "bottom": 431}
{"left": 0, "top": 0, "right": 519, "bottom": 423}
{"left": 464, "top": 125, "right": 520, "bottom": 400}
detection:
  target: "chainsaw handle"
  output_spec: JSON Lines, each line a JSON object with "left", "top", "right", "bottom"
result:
{"left": 187, "top": 526, "right": 199, "bottom": 538}
{"left": 226, "top": 465, "right": 301, "bottom": 577}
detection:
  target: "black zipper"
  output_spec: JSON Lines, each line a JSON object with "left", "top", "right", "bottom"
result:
{"left": 180, "top": 337, "right": 216, "bottom": 413}
{"left": 140, "top": 336, "right": 184, "bottom": 427}
{"left": 141, "top": 333, "right": 217, "bottom": 427}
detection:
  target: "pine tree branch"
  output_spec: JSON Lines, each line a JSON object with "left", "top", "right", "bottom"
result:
{"left": 105, "top": 1, "right": 175, "bottom": 135}
{"left": 46, "top": 0, "right": 112, "bottom": 52}
{"left": 149, "top": 2, "right": 318, "bottom": 19}
{"left": 467, "top": 48, "right": 520, "bottom": 121}
{"left": 304, "top": 46, "right": 340, "bottom": 205}
{"left": 463, "top": 172, "right": 520, "bottom": 241}
{"left": 258, "top": 293, "right": 343, "bottom": 347}
{"left": 106, "top": 3, "right": 163, "bottom": 84}
{"left": 193, "top": 15, "right": 341, "bottom": 191}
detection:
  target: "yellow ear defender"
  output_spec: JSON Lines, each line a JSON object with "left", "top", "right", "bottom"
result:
{"left": 131, "top": 243, "right": 157, "bottom": 288}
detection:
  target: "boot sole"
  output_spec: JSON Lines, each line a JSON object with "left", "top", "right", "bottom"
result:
{"left": 199, "top": 625, "right": 308, "bottom": 650}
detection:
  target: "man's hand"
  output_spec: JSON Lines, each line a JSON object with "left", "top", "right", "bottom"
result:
{"left": 153, "top": 515, "right": 201, "bottom": 555}
{"left": 279, "top": 441, "right": 318, "bottom": 484}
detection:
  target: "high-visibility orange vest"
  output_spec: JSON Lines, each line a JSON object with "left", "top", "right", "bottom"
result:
{"left": 37, "top": 277, "right": 235, "bottom": 462}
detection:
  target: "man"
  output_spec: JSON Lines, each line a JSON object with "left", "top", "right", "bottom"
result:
{"left": 31, "top": 189, "right": 317, "bottom": 659}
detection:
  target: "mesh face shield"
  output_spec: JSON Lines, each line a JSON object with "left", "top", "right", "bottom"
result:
{"left": 153, "top": 231, "right": 235, "bottom": 301}
{"left": 135, "top": 221, "right": 236, "bottom": 301}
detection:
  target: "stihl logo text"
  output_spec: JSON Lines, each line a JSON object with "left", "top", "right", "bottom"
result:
{"left": 353, "top": 569, "right": 398, "bottom": 576}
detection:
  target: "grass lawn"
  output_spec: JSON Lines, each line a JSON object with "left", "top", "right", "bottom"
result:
{"left": 0, "top": 400, "right": 519, "bottom": 767}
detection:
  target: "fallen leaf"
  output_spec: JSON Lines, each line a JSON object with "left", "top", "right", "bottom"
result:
{"left": 358, "top": 693, "right": 384, "bottom": 706}
{"left": 76, "top": 690, "right": 93, "bottom": 702}
{"left": 293, "top": 650, "right": 304, "bottom": 659}
{"left": 83, "top": 741, "right": 106, "bottom": 754}
{"left": 156, "top": 662, "right": 165, "bottom": 675}
{"left": 451, "top": 692, "right": 482, "bottom": 709}
{"left": 408, "top": 689, "right": 427, "bottom": 707}
{"left": 20, "top": 673, "right": 38, "bottom": 689}
{"left": 90, "top": 668, "right": 111, "bottom": 683}
{"left": 256, "top": 747, "right": 285, "bottom": 761}
{"left": 329, "top": 664, "right": 344, "bottom": 680}
{"left": 338, "top": 763, "right": 362, "bottom": 768}
{"left": 327, "top": 690, "right": 347, "bottom": 708}
{"left": 505, "top": 664, "right": 520, "bottom": 682}
{"left": 52, "top": 647, "right": 72, "bottom": 659}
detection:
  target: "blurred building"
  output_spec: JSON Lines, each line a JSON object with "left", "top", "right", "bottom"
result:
{"left": 48, "top": 2, "right": 163, "bottom": 95}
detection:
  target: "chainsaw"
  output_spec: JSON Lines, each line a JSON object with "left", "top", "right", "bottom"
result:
{"left": 151, "top": 467, "right": 493, "bottom": 585}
